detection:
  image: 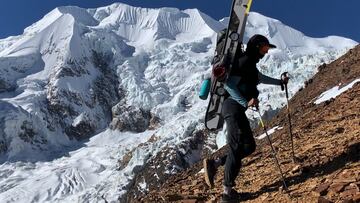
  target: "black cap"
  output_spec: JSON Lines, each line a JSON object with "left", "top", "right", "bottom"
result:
{"left": 248, "top": 34, "right": 277, "bottom": 49}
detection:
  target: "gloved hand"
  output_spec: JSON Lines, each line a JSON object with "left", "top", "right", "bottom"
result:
{"left": 280, "top": 72, "right": 289, "bottom": 91}
{"left": 248, "top": 98, "right": 259, "bottom": 109}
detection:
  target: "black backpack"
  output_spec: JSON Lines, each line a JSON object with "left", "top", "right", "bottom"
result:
{"left": 211, "top": 29, "right": 244, "bottom": 82}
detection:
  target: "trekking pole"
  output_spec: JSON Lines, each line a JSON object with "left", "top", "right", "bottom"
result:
{"left": 255, "top": 108, "right": 289, "bottom": 192}
{"left": 281, "top": 72, "right": 296, "bottom": 162}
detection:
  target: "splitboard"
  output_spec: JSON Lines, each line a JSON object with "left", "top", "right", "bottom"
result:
{"left": 205, "top": 0, "right": 253, "bottom": 131}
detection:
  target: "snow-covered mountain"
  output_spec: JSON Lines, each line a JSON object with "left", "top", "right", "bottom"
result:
{"left": 0, "top": 3, "right": 357, "bottom": 202}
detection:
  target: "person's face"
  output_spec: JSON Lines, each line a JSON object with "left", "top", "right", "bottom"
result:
{"left": 259, "top": 45, "right": 270, "bottom": 55}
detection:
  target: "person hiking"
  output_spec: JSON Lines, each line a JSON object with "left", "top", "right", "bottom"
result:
{"left": 203, "top": 34, "right": 289, "bottom": 202}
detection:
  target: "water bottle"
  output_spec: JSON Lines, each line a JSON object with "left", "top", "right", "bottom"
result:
{"left": 199, "top": 78, "right": 211, "bottom": 100}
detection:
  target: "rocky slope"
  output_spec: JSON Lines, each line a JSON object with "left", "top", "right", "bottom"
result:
{"left": 0, "top": 3, "right": 358, "bottom": 202}
{"left": 131, "top": 46, "right": 360, "bottom": 202}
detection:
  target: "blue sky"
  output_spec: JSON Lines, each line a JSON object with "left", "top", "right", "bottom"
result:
{"left": 0, "top": 0, "right": 359, "bottom": 42}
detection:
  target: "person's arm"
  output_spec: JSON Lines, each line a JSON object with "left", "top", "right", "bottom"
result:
{"left": 224, "top": 76, "right": 248, "bottom": 108}
{"left": 258, "top": 71, "right": 282, "bottom": 86}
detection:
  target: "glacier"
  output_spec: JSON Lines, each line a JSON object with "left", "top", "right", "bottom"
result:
{"left": 0, "top": 2, "right": 357, "bottom": 202}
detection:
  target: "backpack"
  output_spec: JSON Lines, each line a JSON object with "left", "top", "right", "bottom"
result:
{"left": 211, "top": 29, "right": 244, "bottom": 83}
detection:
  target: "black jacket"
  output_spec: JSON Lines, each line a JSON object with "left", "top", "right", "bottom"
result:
{"left": 229, "top": 46, "right": 264, "bottom": 101}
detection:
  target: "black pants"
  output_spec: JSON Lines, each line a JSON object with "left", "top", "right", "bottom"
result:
{"left": 220, "top": 98, "right": 256, "bottom": 187}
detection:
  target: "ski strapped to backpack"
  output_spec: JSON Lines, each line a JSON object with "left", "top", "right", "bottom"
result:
{"left": 203, "top": 0, "right": 254, "bottom": 131}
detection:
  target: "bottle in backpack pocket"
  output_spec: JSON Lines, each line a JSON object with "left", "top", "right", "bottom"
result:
{"left": 199, "top": 78, "right": 211, "bottom": 100}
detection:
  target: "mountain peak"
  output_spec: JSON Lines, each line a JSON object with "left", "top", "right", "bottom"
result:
{"left": 0, "top": 3, "right": 358, "bottom": 203}
{"left": 56, "top": 6, "right": 98, "bottom": 26}
{"left": 89, "top": 3, "right": 222, "bottom": 46}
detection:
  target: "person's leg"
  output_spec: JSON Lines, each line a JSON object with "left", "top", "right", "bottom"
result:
{"left": 217, "top": 106, "right": 256, "bottom": 166}
{"left": 204, "top": 98, "right": 241, "bottom": 188}
{"left": 236, "top": 109, "right": 256, "bottom": 159}
{"left": 221, "top": 98, "right": 256, "bottom": 201}
{"left": 222, "top": 98, "right": 246, "bottom": 188}
{"left": 204, "top": 98, "right": 256, "bottom": 190}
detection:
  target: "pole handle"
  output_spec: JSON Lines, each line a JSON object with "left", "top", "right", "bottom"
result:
{"left": 281, "top": 72, "right": 289, "bottom": 98}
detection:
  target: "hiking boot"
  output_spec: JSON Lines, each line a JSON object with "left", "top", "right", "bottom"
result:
{"left": 220, "top": 189, "right": 241, "bottom": 203}
{"left": 203, "top": 158, "right": 217, "bottom": 188}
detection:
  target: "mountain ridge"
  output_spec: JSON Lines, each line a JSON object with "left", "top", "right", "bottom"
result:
{"left": 135, "top": 44, "right": 360, "bottom": 203}
{"left": 0, "top": 3, "right": 358, "bottom": 202}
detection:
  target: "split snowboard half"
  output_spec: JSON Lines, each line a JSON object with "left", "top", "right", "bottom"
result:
{"left": 205, "top": 0, "right": 253, "bottom": 131}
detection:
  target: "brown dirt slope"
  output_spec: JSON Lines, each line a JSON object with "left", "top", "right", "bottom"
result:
{"left": 137, "top": 45, "right": 360, "bottom": 203}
